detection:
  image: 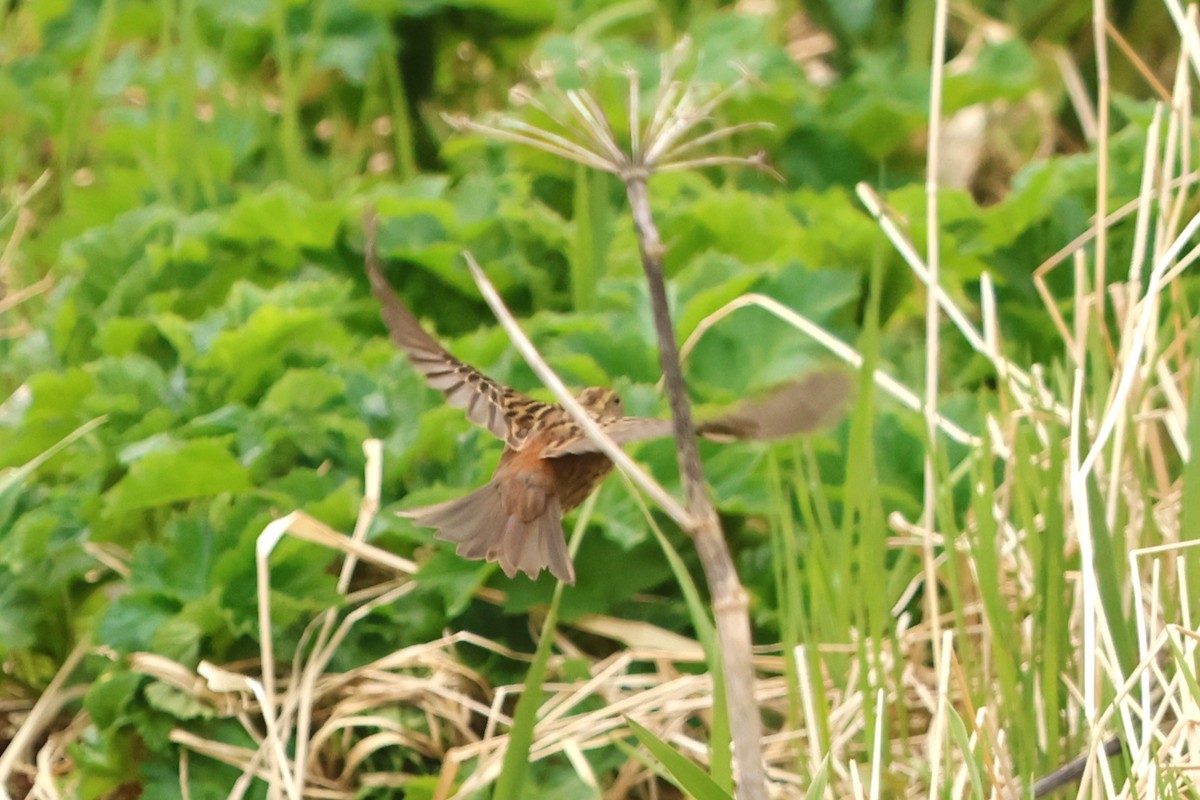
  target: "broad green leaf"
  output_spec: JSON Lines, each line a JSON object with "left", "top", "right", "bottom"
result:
{"left": 317, "top": 6, "right": 392, "bottom": 84}
{"left": 261, "top": 368, "right": 344, "bottom": 413}
{"left": 198, "top": 305, "right": 336, "bottom": 403}
{"left": 677, "top": 192, "right": 798, "bottom": 263}
{"left": 826, "top": 52, "right": 928, "bottom": 159}
{"left": 127, "top": 518, "right": 216, "bottom": 602}
{"left": 103, "top": 439, "right": 250, "bottom": 516}
{"left": 146, "top": 615, "right": 209, "bottom": 675}
{"left": 96, "top": 317, "right": 155, "bottom": 356}
{"left": 98, "top": 594, "right": 178, "bottom": 653}
{"left": 221, "top": 185, "right": 341, "bottom": 250}
{"left": 85, "top": 670, "right": 143, "bottom": 731}
{"left": 942, "top": 39, "right": 1038, "bottom": 111}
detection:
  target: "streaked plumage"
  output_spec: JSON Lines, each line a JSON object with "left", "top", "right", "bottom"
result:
{"left": 366, "top": 244, "right": 850, "bottom": 583}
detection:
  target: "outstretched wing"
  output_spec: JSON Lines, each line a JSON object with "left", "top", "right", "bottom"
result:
{"left": 364, "top": 218, "right": 542, "bottom": 446}
{"left": 541, "top": 370, "right": 853, "bottom": 457}
{"left": 694, "top": 370, "right": 853, "bottom": 442}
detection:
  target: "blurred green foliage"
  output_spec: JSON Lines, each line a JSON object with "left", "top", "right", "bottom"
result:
{"left": 0, "top": 0, "right": 1177, "bottom": 795}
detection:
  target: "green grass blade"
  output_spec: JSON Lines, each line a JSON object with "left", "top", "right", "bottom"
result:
{"left": 493, "top": 495, "right": 600, "bottom": 799}
{"left": 571, "top": 165, "right": 610, "bottom": 311}
{"left": 967, "top": 432, "right": 1024, "bottom": 762}
{"left": 492, "top": 586, "right": 560, "bottom": 800}
{"left": 0, "top": 416, "right": 107, "bottom": 529}
{"left": 1086, "top": 476, "right": 1136, "bottom": 672}
{"left": 380, "top": 47, "right": 417, "bottom": 181}
{"left": 625, "top": 717, "right": 733, "bottom": 800}
{"left": 620, "top": 472, "right": 732, "bottom": 791}
{"left": 944, "top": 705, "right": 985, "bottom": 799}
{"left": 768, "top": 450, "right": 802, "bottom": 735}
{"left": 1181, "top": 341, "right": 1200, "bottom": 609}
{"left": 803, "top": 755, "right": 831, "bottom": 799}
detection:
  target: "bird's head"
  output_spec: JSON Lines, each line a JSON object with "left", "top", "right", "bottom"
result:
{"left": 575, "top": 387, "right": 624, "bottom": 421}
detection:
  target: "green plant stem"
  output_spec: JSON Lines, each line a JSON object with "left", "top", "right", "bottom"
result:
{"left": 380, "top": 47, "right": 417, "bottom": 181}
{"left": 623, "top": 175, "right": 768, "bottom": 800}
{"left": 269, "top": 0, "right": 304, "bottom": 184}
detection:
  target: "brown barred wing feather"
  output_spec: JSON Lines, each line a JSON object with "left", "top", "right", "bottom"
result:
{"left": 364, "top": 228, "right": 543, "bottom": 447}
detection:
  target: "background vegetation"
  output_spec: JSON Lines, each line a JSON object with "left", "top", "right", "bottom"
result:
{"left": 1, "top": 0, "right": 1196, "bottom": 798}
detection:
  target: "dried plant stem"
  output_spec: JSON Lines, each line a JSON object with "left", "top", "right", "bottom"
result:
{"left": 624, "top": 176, "right": 768, "bottom": 800}
{"left": 0, "top": 635, "right": 91, "bottom": 798}
{"left": 921, "top": 0, "right": 949, "bottom": 740}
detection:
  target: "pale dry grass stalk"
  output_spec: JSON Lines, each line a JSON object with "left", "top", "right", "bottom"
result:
{"left": 921, "top": 0, "right": 950, "bottom": 705}
{"left": 175, "top": 627, "right": 847, "bottom": 798}
{"left": 0, "top": 169, "right": 53, "bottom": 339}
{"left": 829, "top": 0, "right": 1200, "bottom": 794}
{"left": 159, "top": 437, "right": 790, "bottom": 799}
{"left": 0, "top": 637, "right": 90, "bottom": 800}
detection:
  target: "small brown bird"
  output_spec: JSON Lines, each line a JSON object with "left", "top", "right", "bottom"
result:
{"left": 366, "top": 240, "right": 850, "bottom": 583}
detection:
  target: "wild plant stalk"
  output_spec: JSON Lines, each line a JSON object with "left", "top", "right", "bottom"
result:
{"left": 624, "top": 175, "right": 769, "bottom": 796}
{"left": 450, "top": 45, "right": 777, "bottom": 798}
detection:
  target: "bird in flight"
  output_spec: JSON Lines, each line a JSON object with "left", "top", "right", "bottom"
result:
{"left": 365, "top": 236, "right": 850, "bottom": 584}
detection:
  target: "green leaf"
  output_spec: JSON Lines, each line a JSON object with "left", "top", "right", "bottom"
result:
{"left": 945, "top": 705, "right": 986, "bottom": 798}
{"left": 827, "top": 52, "right": 928, "bottom": 159}
{"left": 0, "top": 417, "right": 106, "bottom": 530}
{"left": 98, "top": 595, "right": 178, "bottom": 653}
{"left": 85, "top": 670, "right": 143, "bottom": 731}
{"left": 0, "top": 369, "right": 95, "bottom": 467}
{"left": 494, "top": 550, "right": 572, "bottom": 800}
{"left": 198, "top": 305, "right": 337, "bottom": 403}
{"left": 317, "top": 6, "right": 392, "bottom": 84}
{"left": 943, "top": 39, "right": 1037, "bottom": 111}
{"left": 415, "top": 554, "right": 490, "bottom": 618}
{"left": 96, "top": 317, "right": 155, "bottom": 356}
{"left": 261, "top": 368, "right": 345, "bottom": 414}
{"left": 127, "top": 519, "right": 214, "bottom": 602}
{"left": 402, "top": 0, "right": 554, "bottom": 23}
{"left": 1087, "top": 476, "right": 1136, "bottom": 673}
{"left": 675, "top": 192, "right": 798, "bottom": 264}
{"left": 103, "top": 439, "right": 250, "bottom": 516}
{"left": 150, "top": 617, "right": 204, "bottom": 664}
{"left": 804, "top": 757, "right": 832, "bottom": 799}
{"left": 625, "top": 717, "right": 733, "bottom": 800}
{"left": 221, "top": 185, "right": 341, "bottom": 250}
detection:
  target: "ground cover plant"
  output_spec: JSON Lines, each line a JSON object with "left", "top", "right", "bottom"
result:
{"left": 2, "top": 0, "right": 1199, "bottom": 798}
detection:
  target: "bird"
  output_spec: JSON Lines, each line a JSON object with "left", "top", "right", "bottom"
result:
{"left": 365, "top": 236, "right": 851, "bottom": 584}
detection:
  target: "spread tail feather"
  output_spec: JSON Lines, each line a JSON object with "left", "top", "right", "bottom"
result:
{"left": 400, "top": 482, "right": 575, "bottom": 584}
